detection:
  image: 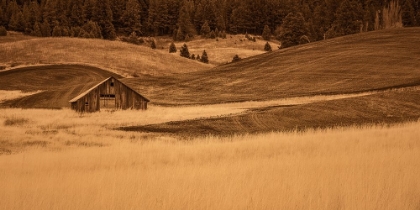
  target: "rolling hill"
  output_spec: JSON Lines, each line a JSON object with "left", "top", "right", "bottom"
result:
{"left": 0, "top": 65, "right": 120, "bottom": 109}
{"left": 123, "top": 28, "right": 420, "bottom": 105}
{"left": 0, "top": 36, "right": 212, "bottom": 76}
{"left": 121, "top": 88, "right": 420, "bottom": 137}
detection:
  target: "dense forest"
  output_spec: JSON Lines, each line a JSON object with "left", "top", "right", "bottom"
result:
{"left": 1, "top": 0, "right": 419, "bottom": 44}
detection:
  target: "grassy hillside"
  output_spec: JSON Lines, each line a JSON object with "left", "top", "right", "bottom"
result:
{"left": 124, "top": 28, "right": 420, "bottom": 105}
{"left": 121, "top": 88, "right": 420, "bottom": 137}
{"left": 0, "top": 65, "right": 120, "bottom": 109}
{"left": 0, "top": 36, "right": 212, "bottom": 76}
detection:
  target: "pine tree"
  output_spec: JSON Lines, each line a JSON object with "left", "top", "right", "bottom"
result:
{"left": 200, "top": 50, "right": 209, "bottom": 63}
{"left": 402, "top": 0, "right": 416, "bottom": 27}
{"left": 328, "top": 0, "right": 364, "bottom": 37}
{"left": 200, "top": 20, "right": 210, "bottom": 37}
{"left": 209, "top": 30, "right": 216, "bottom": 39}
{"left": 262, "top": 25, "right": 271, "bottom": 40}
{"left": 41, "top": 20, "right": 51, "bottom": 37}
{"left": 151, "top": 39, "right": 157, "bottom": 49}
{"left": 68, "top": 0, "right": 84, "bottom": 27}
{"left": 180, "top": 43, "right": 190, "bottom": 58}
{"left": 177, "top": 0, "right": 195, "bottom": 40}
{"left": 215, "top": 28, "right": 219, "bottom": 37}
{"left": 264, "top": 42, "right": 272, "bottom": 51}
{"left": 232, "top": 54, "right": 241, "bottom": 62}
{"left": 52, "top": 25, "right": 62, "bottom": 36}
{"left": 92, "top": 0, "right": 116, "bottom": 39}
{"left": 121, "top": 0, "right": 142, "bottom": 35}
{"left": 31, "top": 21, "right": 42, "bottom": 37}
{"left": 0, "top": 25, "right": 6, "bottom": 36}
{"left": 169, "top": 42, "right": 177, "bottom": 53}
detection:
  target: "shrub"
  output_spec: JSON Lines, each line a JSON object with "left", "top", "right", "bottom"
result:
{"left": 264, "top": 42, "right": 272, "bottom": 51}
{"left": 190, "top": 54, "right": 195, "bottom": 59}
{"left": 180, "top": 43, "right": 190, "bottom": 58}
{"left": 232, "top": 54, "right": 241, "bottom": 62}
{"left": 169, "top": 42, "right": 177, "bottom": 53}
{"left": 0, "top": 26, "right": 8, "bottom": 36}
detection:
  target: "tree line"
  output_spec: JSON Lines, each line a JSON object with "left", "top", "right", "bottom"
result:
{"left": 1, "top": 0, "right": 419, "bottom": 45}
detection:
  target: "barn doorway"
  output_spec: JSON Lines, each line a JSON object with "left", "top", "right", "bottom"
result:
{"left": 100, "top": 94, "right": 116, "bottom": 109}
{"left": 100, "top": 79, "right": 116, "bottom": 109}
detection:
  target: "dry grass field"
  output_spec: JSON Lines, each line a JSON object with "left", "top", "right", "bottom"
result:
{"left": 0, "top": 35, "right": 211, "bottom": 76}
{"left": 124, "top": 28, "right": 420, "bottom": 105}
{"left": 1, "top": 117, "right": 419, "bottom": 209}
{"left": 1, "top": 28, "right": 420, "bottom": 210}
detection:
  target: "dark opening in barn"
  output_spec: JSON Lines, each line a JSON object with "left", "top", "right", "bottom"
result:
{"left": 69, "top": 77, "right": 149, "bottom": 112}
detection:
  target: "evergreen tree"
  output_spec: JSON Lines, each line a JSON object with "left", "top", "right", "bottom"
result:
{"left": 151, "top": 39, "right": 157, "bottom": 49}
{"left": 327, "top": 0, "right": 364, "bottom": 37}
{"left": 92, "top": 0, "right": 116, "bottom": 39}
{"left": 200, "top": 50, "right": 209, "bottom": 63}
{"left": 52, "top": 25, "right": 62, "bottom": 36}
{"left": 9, "top": 10, "right": 25, "bottom": 32}
{"left": 232, "top": 54, "right": 241, "bottom": 62}
{"left": 31, "top": 21, "right": 42, "bottom": 37}
{"left": 177, "top": 0, "right": 195, "bottom": 40}
{"left": 169, "top": 42, "right": 177, "bottom": 53}
{"left": 196, "top": 54, "right": 200, "bottom": 60}
{"left": 264, "top": 42, "right": 272, "bottom": 51}
{"left": 41, "top": 20, "right": 51, "bottom": 37}
{"left": 175, "top": 27, "right": 184, "bottom": 41}
{"left": 277, "top": 12, "right": 308, "bottom": 48}
{"left": 180, "top": 43, "right": 190, "bottom": 58}
{"left": 215, "top": 27, "right": 219, "bottom": 37}
{"left": 190, "top": 54, "right": 195, "bottom": 59}
{"left": 262, "top": 24, "right": 271, "bottom": 40}
{"left": 200, "top": 20, "right": 210, "bottom": 37}
{"left": 209, "top": 30, "right": 216, "bottom": 39}
{"left": 0, "top": 25, "right": 6, "bottom": 36}
{"left": 121, "top": 0, "right": 142, "bottom": 35}
{"left": 402, "top": 0, "right": 416, "bottom": 26}
{"left": 68, "top": 0, "right": 84, "bottom": 27}
{"left": 82, "top": 20, "right": 102, "bottom": 38}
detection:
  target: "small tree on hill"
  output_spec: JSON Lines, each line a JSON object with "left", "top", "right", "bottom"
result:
{"left": 264, "top": 42, "right": 272, "bottom": 51}
{"left": 190, "top": 54, "right": 195, "bottom": 59}
{"left": 262, "top": 25, "right": 271, "bottom": 40}
{"left": 200, "top": 50, "right": 209, "bottom": 63}
{"left": 196, "top": 55, "right": 200, "bottom": 60}
{"left": 151, "top": 39, "right": 157, "bottom": 49}
{"left": 232, "top": 54, "right": 241, "bottom": 62}
{"left": 169, "top": 42, "right": 177, "bottom": 53}
{"left": 180, "top": 43, "right": 190, "bottom": 58}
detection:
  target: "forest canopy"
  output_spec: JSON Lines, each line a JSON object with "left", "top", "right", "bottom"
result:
{"left": 0, "top": 0, "right": 418, "bottom": 43}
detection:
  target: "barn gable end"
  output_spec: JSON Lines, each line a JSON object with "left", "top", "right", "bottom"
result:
{"left": 69, "top": 77, "right": 149, "bottom": 112}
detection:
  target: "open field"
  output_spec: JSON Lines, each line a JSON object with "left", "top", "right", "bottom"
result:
{"left": 124, "top": 28, "right": 420, "bottom": 105}
{"left": 1, "top": 121, "right": 420, "bottom": 209}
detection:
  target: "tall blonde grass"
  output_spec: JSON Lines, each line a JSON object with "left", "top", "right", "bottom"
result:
{"left": 0, "top": 106, "right": 419, "bottom": 209}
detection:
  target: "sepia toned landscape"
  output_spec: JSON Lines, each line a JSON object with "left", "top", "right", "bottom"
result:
{"left": 1, "top": 0, "right": 420, "bottom": 209}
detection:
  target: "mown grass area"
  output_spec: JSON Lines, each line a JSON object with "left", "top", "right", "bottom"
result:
{"left": 124, "top": 28, "right": 420, "bottom": 105}
{"left": 1, "top": 121, "right": 420, "bottom": 209}
{"left": 121, "top": 88, "right": 420, "bottom": 137}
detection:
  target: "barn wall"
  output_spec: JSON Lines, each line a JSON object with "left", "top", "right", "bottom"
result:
{"left": 70, "top": 77, "right": 148, "bottom": 112}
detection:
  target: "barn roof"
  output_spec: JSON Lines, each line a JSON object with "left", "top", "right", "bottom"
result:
{"left": 69, "top": 76, "right": 150, "bottom": 103}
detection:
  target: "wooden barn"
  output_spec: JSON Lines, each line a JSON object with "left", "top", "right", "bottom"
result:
{"left": 69, "top": 77, "right": 149, "bottom": 112}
